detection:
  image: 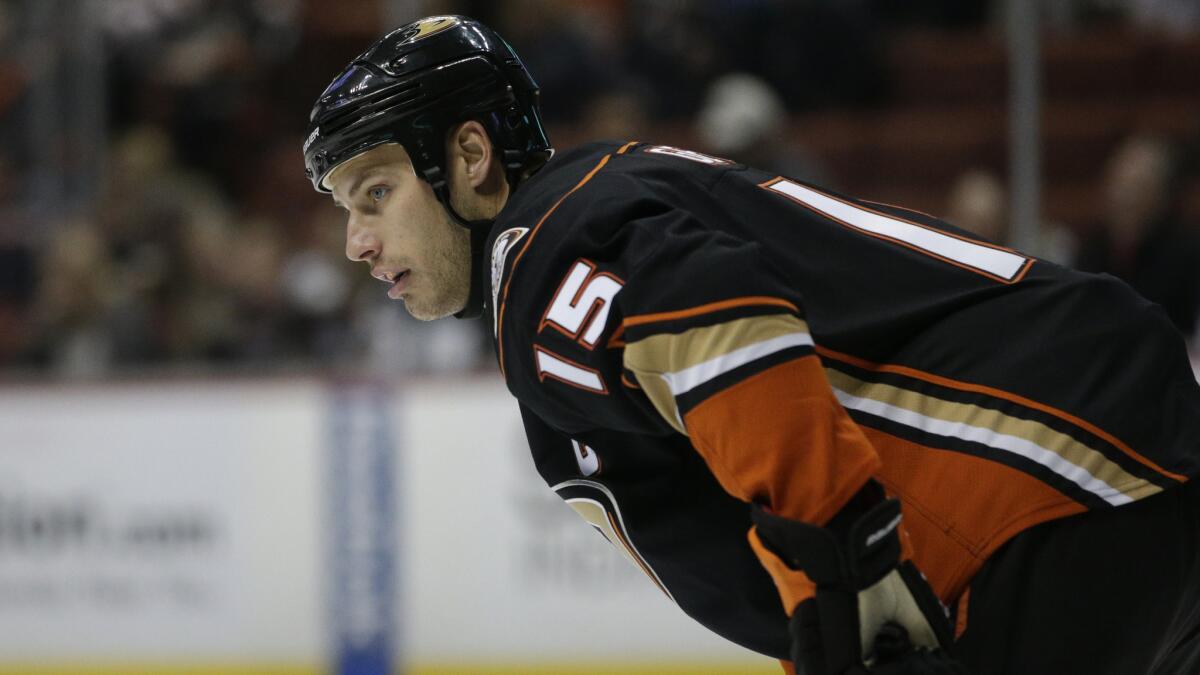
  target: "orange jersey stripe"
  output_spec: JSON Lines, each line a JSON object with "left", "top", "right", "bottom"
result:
{"left": 622, "top": 296, "right": 800, "bottom": 330}
{"left": 682, "top": 356, "right": 880, "bottom": 526}
{"left": 861, "top": 424, "right": 1088, "bottom": 602}
{"left": 816, "top": 345, "right": 1189, "bottom": 484}
{"left": 606, "top": 325, "right": 627, "bottom": 348}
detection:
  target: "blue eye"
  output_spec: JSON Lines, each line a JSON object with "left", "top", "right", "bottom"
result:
{"left": 368, "top": 186, "right": 390, "bottom": 202}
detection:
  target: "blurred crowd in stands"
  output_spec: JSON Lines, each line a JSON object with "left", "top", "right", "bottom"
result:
{"left": 0, "top": 0, "right": 1198, "bottom": 379}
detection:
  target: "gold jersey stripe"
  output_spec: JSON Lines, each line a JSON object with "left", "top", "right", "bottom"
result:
{"left": 825, "top": 369, "right": 1160, "bottom": 504}
{"left": 624, "top": 314, "right": 810, "bottom": 434}
{"left": 815, "top": 344, "right": 1188, "bottom": 483}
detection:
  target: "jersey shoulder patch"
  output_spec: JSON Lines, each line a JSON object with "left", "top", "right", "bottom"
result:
{"left": 490, "top": 226, "right": 529, "bottom": 336}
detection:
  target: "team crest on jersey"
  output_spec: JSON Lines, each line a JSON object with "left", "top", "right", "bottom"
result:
{"left": 491, "top": 227, "right": 529, "bottom": 335}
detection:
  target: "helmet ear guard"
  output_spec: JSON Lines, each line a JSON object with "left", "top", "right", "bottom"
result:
{"left": 303, "top": 16, "right": 552, "bottom": 207}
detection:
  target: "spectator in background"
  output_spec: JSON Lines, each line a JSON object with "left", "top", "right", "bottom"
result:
{"left": 866, "top": 0, "right": 996, "bottom": 29}
{"left": 580, "top": 81, "right": 653, "bottom": 143}
{"left": 490, "top": 0, "right": 618, "bottom": 125}
{"left": 33, "top": 219, "right": 123, "bottom": 377}
{"left": 0, "top": 245, "right": 36, "bottom": 367}
{"left": 102, "top": 0, "right": 303, "bottom": 192}
{"left": 1042, "top": 0, "right": 1200, "bottom": 35}
{"left": 221, "top": 216, "right": 290, "bottom": 360}
{"left": 96, "top": 125, "right": 239, "bottom": 364}
{"left": 944, "top": 168, "right": 1076, "bottom": 265}
{"left": 0, "top": 0, "right": 30, "bottom": 208}
{"left": 695, "top": 72, "right": 829, "bottom": 185}
{"left": 621, "top": 0, "right": 723, "bottom": 120}
{"left": 1075, "top": 134, "right": 1200, "bottom": 338}
{"left": 717, "top": 0, "right": 889, "bottom": 112}
{"left": 945, "top": 169, "right": 1008, "bottom": 244}
{"left": 275, "top": 211, "right": 359, "bottom": 365}
{"left": 1128, "top": 0, "right": 1200, "bottom": 36}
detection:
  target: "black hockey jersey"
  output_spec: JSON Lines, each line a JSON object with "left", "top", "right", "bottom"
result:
{"left": 480, "top": 140, "right": 1200, "bottom": 659}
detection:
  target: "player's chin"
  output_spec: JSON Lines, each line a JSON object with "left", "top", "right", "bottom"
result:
{"left": 402, "top": 294, "right": 462, "bottom": 322}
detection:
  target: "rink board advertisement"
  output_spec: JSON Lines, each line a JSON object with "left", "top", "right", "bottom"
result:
{"left": 0, "top": 380, "right": 326, "bottom": 674}
{"left": 397, "top": 379, "right": 777, "bottom": 673}
{"left": 0, "top": 378, "right": 776, "bottom": 674}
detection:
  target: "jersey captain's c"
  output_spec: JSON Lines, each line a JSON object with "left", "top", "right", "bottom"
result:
{"left": 481, "top": 140, "right": 1200, "bottom": 660}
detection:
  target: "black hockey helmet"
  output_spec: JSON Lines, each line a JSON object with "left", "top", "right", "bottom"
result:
{"left": 302, "top": 15, "right": 552, "bottom": 209}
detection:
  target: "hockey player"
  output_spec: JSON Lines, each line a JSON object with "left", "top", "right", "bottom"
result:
{"left": 302, "top": 16, "right": 1200, "bottom": 675}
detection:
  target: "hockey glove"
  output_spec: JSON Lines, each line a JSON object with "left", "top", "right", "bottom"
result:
{"left": 753, "top": 495, "right": 966, "bottom": 675}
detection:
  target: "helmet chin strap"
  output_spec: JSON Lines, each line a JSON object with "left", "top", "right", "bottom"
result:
{"left": 452, "top": 219, "right": 493, "bottom": 320}
{"left": 423, "top": 166, "right": 494, "bottom": 320}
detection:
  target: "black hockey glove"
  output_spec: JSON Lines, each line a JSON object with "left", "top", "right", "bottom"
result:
{"left": 753, "top": 493, "right": 967, "bottom": 675}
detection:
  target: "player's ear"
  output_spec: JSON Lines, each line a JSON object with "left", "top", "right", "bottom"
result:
{"left": 448, "top": 120, "right": 494, "bottom": 190}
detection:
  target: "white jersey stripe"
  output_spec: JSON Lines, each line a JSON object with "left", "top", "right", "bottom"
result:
{"left": 767, "top": 180, "right": 1028, "bottom": 281}
{"left": 661, "top": 332, "right": 813, "bottom": 397}
{"left": 831, "top": 388, "right": 1133, "bottom": 506}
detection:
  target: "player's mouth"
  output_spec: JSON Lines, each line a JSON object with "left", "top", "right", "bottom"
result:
{"left": 387, "top": 269, "right": 411, "bottom": 299}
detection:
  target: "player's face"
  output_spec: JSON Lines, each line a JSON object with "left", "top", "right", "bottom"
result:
{"left": 327, "top": 143, "right": 471, "bottom": 321}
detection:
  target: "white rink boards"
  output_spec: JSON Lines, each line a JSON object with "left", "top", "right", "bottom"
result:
{"left": 0, "top": 377, "right": 776, "bottom": 675}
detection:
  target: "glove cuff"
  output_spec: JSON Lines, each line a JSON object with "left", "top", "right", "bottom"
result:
{"left": 751, "top": 493, "right": 904, "bottom": 590}
{"left": 846, "top": 498, "right": 904, "bottom": 588}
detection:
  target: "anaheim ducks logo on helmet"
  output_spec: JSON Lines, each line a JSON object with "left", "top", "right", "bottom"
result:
{"left": 395, "top": 16, "right": 459, "bottom": 45}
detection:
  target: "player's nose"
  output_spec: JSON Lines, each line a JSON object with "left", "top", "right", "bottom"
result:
{"left": 345, "top": 217, "right": 381, "bottom": 262}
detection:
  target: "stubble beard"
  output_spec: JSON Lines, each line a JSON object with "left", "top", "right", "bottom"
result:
{"left": 402, "top": 220, "right": 472, "bottom": 321}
